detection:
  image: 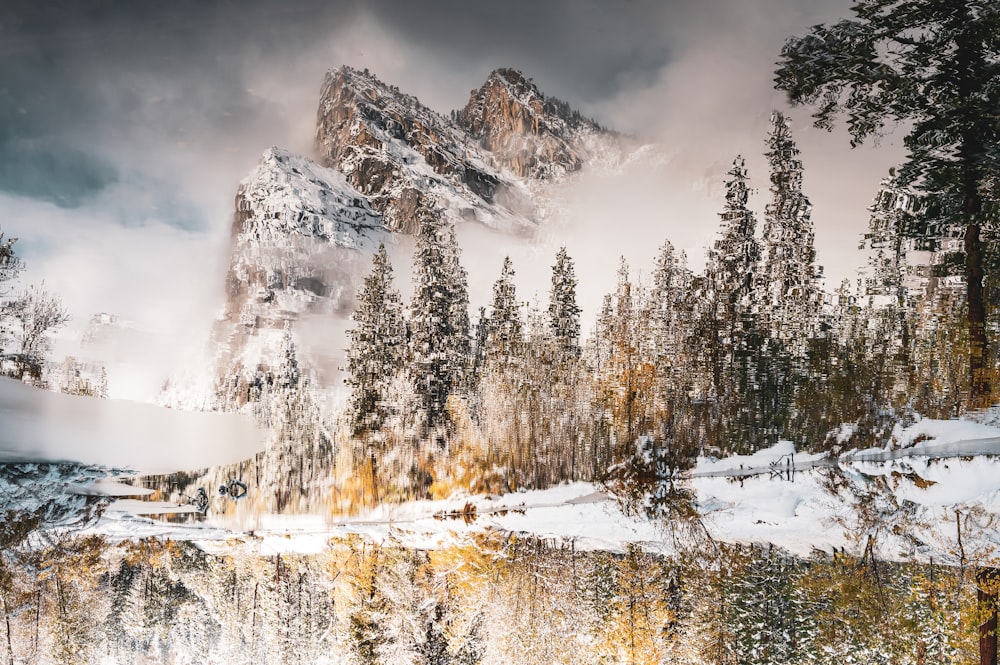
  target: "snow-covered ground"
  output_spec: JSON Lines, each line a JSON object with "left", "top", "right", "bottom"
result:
{"left": 7, "top": 376, "right": 1000, "bottom": 565}
{"left": 69, "top": 415, "right": 1000, "bottom": 566}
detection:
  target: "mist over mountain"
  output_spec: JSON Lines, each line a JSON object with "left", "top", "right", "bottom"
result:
{"left": 195, "top": 64, "right": 634, "bottom": 405}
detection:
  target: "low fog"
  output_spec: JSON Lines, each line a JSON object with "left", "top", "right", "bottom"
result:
{"left": 0, "top": 377, "right": 265, "bottom": 473}
{"left": 1, "top": 0, "right": 908, "bottom": 400}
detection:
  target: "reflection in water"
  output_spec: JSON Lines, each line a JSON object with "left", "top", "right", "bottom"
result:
{"left": 0, "top": 457, "right": 997, "bottom": 663}
{"left": 0, "top": 527, "right": 986, "bottom": 664}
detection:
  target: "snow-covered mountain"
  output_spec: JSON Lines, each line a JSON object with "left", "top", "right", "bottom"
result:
{"left": 315, "top": 65, "right": 540, "bottom": 233}
{"left": 222, "top": 146, "right": 386, "bottom": 328}
{"left": 208, "top": 147, "right": 386, "bottom": 396}
{"left": 205, "top": 66, "right": 624, "bottom": 401}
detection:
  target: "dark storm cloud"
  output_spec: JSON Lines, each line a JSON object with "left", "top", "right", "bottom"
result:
{"left": 0, "top": 0, "right": 363, "bottom": 208}
{"left": 360, "top": 0, "right": 675, "bottom": 106}
{"left": 1, "top": 0, "right": 677, "bottom": 213}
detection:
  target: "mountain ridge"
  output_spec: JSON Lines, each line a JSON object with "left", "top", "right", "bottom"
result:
{"left": 192, "top": 65, "right": 627, "bottom": 404}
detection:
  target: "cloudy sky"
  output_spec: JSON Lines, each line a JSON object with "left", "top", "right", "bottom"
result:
{"left": 0, "top": 0, "right": 906, "bottom": 393}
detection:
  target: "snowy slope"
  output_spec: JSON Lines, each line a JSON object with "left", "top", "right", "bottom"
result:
{"left": 234, "top": 147, "right": 387, "bottom": 251}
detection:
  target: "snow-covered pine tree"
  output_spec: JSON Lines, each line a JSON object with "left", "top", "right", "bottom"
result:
{"left": 701, "top": 157, "right": 780, "bottom": 453}
{"left": 275, "top": 325, "right": 301, "bottom": 391}
{"left": 725, "top": 545, "right": 813, "bottom": 665}
{"left": 762, "top": 112, "right": 821, "bottom": 357}
{"left": 346, "top": 243, "right": 407, "bottom": 433}
{"left": 548, "top": 247, "right": 581, "bottom": 357}
{"left": 409, "top": 209, "right": 471, "bottom": 430}
{"left": 468, "top": 306, "right": 490, "bottom": 390}
{"left": 647, "top": 240, "right": 694, "bottom": 392}
{"left": 486, "top": 256, "right": 521, "bottom": 360}
{"left": 444, "top": 222, "right": 472, "bottom": 364}
{"left": 265, "top": 329, "right": 332, "bottom": 511}
{"left": 707, "top": 157, "right": 763, "bottom": 388}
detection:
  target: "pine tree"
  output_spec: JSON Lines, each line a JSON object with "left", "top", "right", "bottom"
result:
{"left": 707, "top": 157, "right": 763, "bottom": 386}
{"left": 346, "top": 244, "right": 407, "bottom": 433}
{"left": 725, "top": 545, "right": 813, "bottom": 665}
{"left": 548, "top": 247, "right": 581, "bottom": 356}
{"left": 468, "top": 306, "right": 490, "bottom": 390}
{"left": 410, "top": 210, "right": 471, "bottom": 430}
{"left": 775, "top": 0, "right": 1000, "bottom": 407}
{"left": 266, "top": 329, "right": 331, "bottom": 511}
{"left": 761, "top": 112, "right": 820, "bottom": 355}
{"left": 702, "top": 157, "right": 780, "bottom": 452}
{"left": 861, "top": 177, "right": 920, "bottom": 401}
{"left": 486, "top": 256, "right": 521, "bottom": 360}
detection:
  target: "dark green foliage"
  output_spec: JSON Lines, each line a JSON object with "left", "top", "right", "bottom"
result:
{"left": 775, "top": 0, "right": 1000, "bottom": 405}
{"left": 548, "top": 247, "right": 581, "bottom": 356}
{"left": 725, "top": 545, "right": 814, "bottom": 665}
{"left": 486, "top": 256, "right": 521, "bottom": 359}
{"left": 761, "top": 111, "right": 820, "bottom": 356}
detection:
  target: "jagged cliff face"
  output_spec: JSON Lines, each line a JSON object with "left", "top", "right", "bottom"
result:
{"left": 315, "top": 66, "right": 535, "bottom": 233}
{"left": 212, "top": 147, "right": 387, "bottom": 386}
{"left": 458, "top": 68, "right": 610, "bottom": 180}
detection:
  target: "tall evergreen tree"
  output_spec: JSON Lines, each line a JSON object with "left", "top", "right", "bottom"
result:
{"left": 266, "top": 329, "right": 331, "bottom": 511}
{"left": 862, "top": 176, "right": 920, "bottom": 394}
{"left": 761, "top": 112, "right": 820, "bottom": 353}
{"left": 703, "top": 158, "right": 773, "bottom": 452}
{"left": 775, "top": 0, "right": 1000, "bottom": 406}
{"left": 409, "top": 210, "right": 470, "bottom": 429}
{"left": 709, "top": 157, "right": 763, "bottom": 377}
{"left": 468, "top": 306, "right": 490, "bottom": 390}
{"left": 346, "top": 244, "right": 407, "bottom": 433}
{"left": 548, "top": 247, "right": 581, "bottom": 356}
{"left": 487, "top": 256, "right": 521, "bottom": 359}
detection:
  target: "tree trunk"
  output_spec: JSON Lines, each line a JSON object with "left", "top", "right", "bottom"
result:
{"left": 978, "top": 567, "right": 999, "bottom": 665}
{"left": 965, "top": 220, "right": 990, "bottom": 407}
{"left": 2, "top": 594, "right": 14, "bottom": 665}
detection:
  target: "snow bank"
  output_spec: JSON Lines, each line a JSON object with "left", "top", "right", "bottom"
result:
{"left": 889, "top": 416, "right": 1000, "bottom": 449}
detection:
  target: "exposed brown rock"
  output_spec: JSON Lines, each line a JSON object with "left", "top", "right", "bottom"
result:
{"left": 457, "top": 68, "right": 605, "bottom": 180}
{"left": 315, "top": 66, "right": 507, "bottom": 232}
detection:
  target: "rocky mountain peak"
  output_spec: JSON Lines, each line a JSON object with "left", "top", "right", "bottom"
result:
{"left": 457, "top": 68, "right": 607, "bottom": 179}
{"left": 209, "top": 147, "right": 387, "bottom": 393}
{"left": 315, "top": 66, "right": 531, "bottom": 234}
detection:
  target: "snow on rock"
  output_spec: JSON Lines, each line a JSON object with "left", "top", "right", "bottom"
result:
{"left": 234, "top": 147, "right": 386, "bottom": 251}
{"left": 317, "top": 65, "right": 541, "bottom": 233}
{"left": 208, "top": 147, "right": 389, "bottom": 393}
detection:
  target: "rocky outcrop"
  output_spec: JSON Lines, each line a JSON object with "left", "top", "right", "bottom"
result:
{"left": 315, "top": 66, "right": 533, "bottom": 233}
{"left": 212, "top": 147, "right": 388, "bottom": 381}
{"left": 457, "top": 68, "right": 609, "bottom": 180}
